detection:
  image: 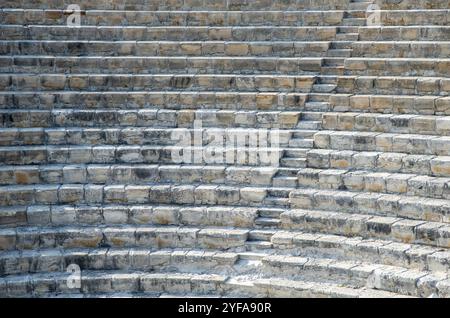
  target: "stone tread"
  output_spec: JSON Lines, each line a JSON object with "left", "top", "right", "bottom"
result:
{"left": 0, "top": 270, "right": 419, "bottom": 298}
{"left": 290, "top": 187, "right": 450, "bottom": 224}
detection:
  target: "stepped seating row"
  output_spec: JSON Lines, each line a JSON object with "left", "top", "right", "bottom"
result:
{"left": 0, "top": 41, "right": 333, "bottom": 57}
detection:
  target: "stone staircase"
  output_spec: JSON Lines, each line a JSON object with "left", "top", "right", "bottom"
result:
{"left": 1, "top": 0, "right": 450, "bottom": 298}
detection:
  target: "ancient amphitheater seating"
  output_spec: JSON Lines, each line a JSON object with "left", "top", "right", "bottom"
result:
{"left": 0, "top": 0, "right": 450, "bottom": 298}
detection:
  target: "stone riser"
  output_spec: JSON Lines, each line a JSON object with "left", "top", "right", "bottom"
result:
{"left": 0, "top": 204, "right": 264, "bottom": 229}
{"left": 0, "top": 74, "right": 316, "bottom": 93}
{"left": 297, "top": 167, "right": 450, "bottom": 200}
{"left": 3, "top": 9, "right": 449, "bottom": 27}
{"left": 0, "top": 127, "right": 294, "bottom": 146}
{"left": 329, "top": 94, "right": 450, "bottom": 116}
{"left": 0, "top": 0, "right": 352, "bottom": 11}
{"left": 322, "top": 112, "right": 450, "bottom": 136}
{"left": 290, "top": 187, "right": 450, "bottom": 224}
{"left": 314, "top": 130, "right": 450, "bottom": 157}
{"left": 0, "top": 145, "right": 287, "bottom": 166}
{"left": 344, "top": 58, "right": 450, "bottom": 77}
{"left": 1, "top": 271, "right": 411, "bottom": 298}
{"left": 0, "top": 26, "right": 337, "bottom": 41}
{"left": 0, "top": 40, "right": 332, "bottom": 57}
{"left": 0, "top": 164, "right": 280, "bottom": 187}
{"left": 280, "top": 208, "right": 450, "bottom": 249}
{"left": 306, "top": 148, "right": 450, "bottom": 178}
{"left": 0, "top": 56, "right": 323, "bottom": 75}
{"left": 0, "top": 224, "right": 250, "bottom": 252}
{"left": 352, "top": 42, "right": 450, "bottom": 58}
{"left": 271, "top": 231, "right": 449, "bottom": 273}
{"left": 0, "top": 247, "right": 445, "bottom": 297}
{"left": 0, "top": 10, "right": 345, "bottom": 26}
{"left": 0, "top": 183, "right": 289, "bottom": 207}
{"left": 3, "top": 163, "right": 450, "bottom": 201}
{"left": 377, "top": 0, "right": 450, "bottom": 10}
{"left": 359, "top": 26, "right": 450, "bottom": 41}
{"left": 379, "top": 10, "right": 450, "bottom": 26}
{"left": 262, "top": 255, "right": 449, "bottom": 297}
{"left": 0, "top": 109, "right": 303, "bottom": 129}
{"left": 0, "top": 247, "right": 239, "bottom": 276}
{"left": 0, "top": 271, "right": 229, "bottom": 298}
{"left": 337, "top": 75, "right": 450, "bottom": 95}
{"left": 0, "top": 91, "right": 309, "bottom": 111}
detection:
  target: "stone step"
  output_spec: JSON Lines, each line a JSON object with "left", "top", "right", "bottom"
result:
{"left": 292, "top": 129, "right": 318, "bottom": 137}
{"left": 0, "top": 125, "right": 293, "bottom": 145}
{"left": 349, "top": 1, "right": 373, "bottom": 11}
{"left": 344, "top": 10, "right": 366, "bottom": 19}
{"left": 246, "top": 277, "right": 413, "bottom": 298}
{"left": 0, "top": 247, "right": 239, "bottom": 276}
{"left": 296, "top": 167, "right": 450, "bottom": 200}
{"left": 337, "top": 26, "right": 360, "bottom": 34}
{"left": 0, "top": 56, "right": 324, "bottom": 75}
{"left": 307, "top": 93, "right": 333, "bottom": 102}
{"left": 0, "top": 164, "right": 279, "bottom": 186}
{"left": 316, "top": 76, "right": 338, "bottom": 85}
{"left": 0, "top": 203, "right": 265, "bottom": 229}
{"left": 320, "top": 65, "right": 345, "bottom": 75}
{"left": 322, "top": 112, "right": 450, "bottom": 136}
{"left": 0, "top": 108, "right": 305, "bottom": 129}
{"left": 329, "top": 94, "right": 450, "bottom": 116}
{"left": 0, "top": 40, "right": 335, "bottom": 57}
{"left": 0, "top": 25, "right": 337, "bottom": 41}
{"left": 359, "top": 26, "right": 450, "bottom": 41}
{"left": 306, "top": 148, "right": 450, "bottom": 178}
{"left": 261, "top": 254, "right": 447, "bottom": 297}
{"left": 0, "top": 0, "right": 354, "bottom": 11}
{"left": 323, "top": 57, "right": 345, "bottom": 66}
{"left": 284, "top": 148, "right": 309, "bottom": 158}
{"left": 0, "top": 182, "right": 316, "bottom": 207}
{"left": 342, "top": 18, "right": 366, "bottom": 26}
{"left": 255, "top": 217, "right": 280, "bottom": 227}
{"left": 380, "top": 0, "right": 450, "bottom": 10}
{"left": 280, "top": 157, "right": 307, "bottom": 168}
{"left": 244, "top": 240, "right": 273, "bottom": 251}
{"left": 313, "top": 130, "right": 450, "bottom": 156}
{"left": 0, "top": 91, "right": 311, "bottom": 111}
{"left": 0, "top": 144, "right": 287, "bottom": 166}
{"left": 0, "top": 126, "right": 298, "bottom": 147}
{"left": 303, "top": 102, "right": 331, "bottom": 112}
{"left": 380, "top": 11, "right": 450, "bottom": 26}
{"left": 0, "top": 270, "right": 415, "bottom": 298}
{"left": 288, "top": 138, "right": 314, "bottom": 148}
{"left": 0, "top": 10, "right": 348, "bottom": 27}
{"left": 344, "top": 58, "right": 450, "bottom": 77}
{"left": 262, "top": 196, "right": 290, "bottom": 207}
{"left": 290, "top": 187, "right": 450, "bottom": 225}
{"left": 0, "top": 74, "right": 318, "bottom": 93}
{"left": 272, "top": 176, "right": 298, "bottom": 187}
{"left": 296, "top": 120, "right": 321, "bottom": 129}
{"left": 312, "top": 84, "right": 337, "bottom": 93}
{"left": 0, "top": 271, "right": 229, "bottom": 297}
{"left": 352, "top": 41, "right": 450, "bottom": 58}
{"left": 258, "top": 208, "right": 284, "bottom": 219}
{"left": 326, "top": 49, "right": 352, "bottom": 57}
{"left": 0, "top": 224, "right": 250, "bottom": 251}
{"left": 335, "top": 33, "right": 359, "bottom": 41}
{"left": 271, "top": 231, "right": 448, "bottom": 273}
{"left": 336, "top": 75, "right": 450, "bottom": 97}
{"left": 281, "top": 207, "right": 450, "bottom": 249}
{"left": 0, "top": 201, "right": 279, "bottom": 229}
{"left": 330, "top": 41, "right": 354, "bottom": 50}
